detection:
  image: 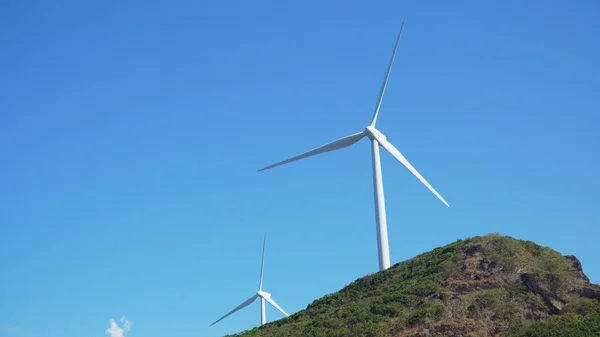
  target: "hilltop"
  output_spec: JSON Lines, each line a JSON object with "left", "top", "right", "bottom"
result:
{"left": 225, "top": 233, "right": 600, "bottom": 337}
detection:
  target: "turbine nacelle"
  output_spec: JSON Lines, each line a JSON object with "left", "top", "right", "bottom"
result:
{"left": 365, "top": 126, "right": 386, "bottom": 142}
{"left": 257, "top": 290, "right": 271, "bottom": 298}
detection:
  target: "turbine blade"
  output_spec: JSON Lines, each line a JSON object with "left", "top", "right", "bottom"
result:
{"left": 258, "top": 233, "right": 266, "bottom": 291}
{"left": 369, "top": 17, "right": 406, "bottom": 127}
{"left": 372, "top": 132, "right": 450, "bottom": 207}
{"left": 263, "top": 295, "right": 290, "bottom": 317}
{"left": 209, "top": 294, "right": 258, "bottom": 327}
{"left": 258, "top": 131, "right": 365, "bottom": 172}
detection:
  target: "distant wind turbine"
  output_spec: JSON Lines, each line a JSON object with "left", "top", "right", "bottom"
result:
{"left": 258, "top": 18, "right": 449, "bottom": 271}
{"left": 209, "top": 233, "right": 289, "bottom": 327}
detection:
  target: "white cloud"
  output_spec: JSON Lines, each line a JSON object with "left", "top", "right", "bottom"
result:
{"left": 120, "top": 317, "right": 132, "bottom": 332}
{"left": 105, "top": 316, "right": 132, "bottom": 337}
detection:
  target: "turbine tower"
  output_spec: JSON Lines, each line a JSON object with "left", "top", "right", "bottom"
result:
{"left": 210, "top": 233, "right": 289, "bottom": 327}
{"left": 258, "top": 19, "right": 449, "bottom": 271}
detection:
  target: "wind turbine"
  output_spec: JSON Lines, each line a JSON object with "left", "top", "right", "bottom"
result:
{"left": 209, "top": 233, "right": 289, "bottom": 327}
{"left": 258, "top": 19, "right": 449, "bottom": 271}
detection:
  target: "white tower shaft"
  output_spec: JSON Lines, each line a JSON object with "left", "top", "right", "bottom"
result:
{"left": 261, "top": 297, "right": 266, "bottom": 325}
{"left": 371, "top": 139, "right": 391, "bottom": 270}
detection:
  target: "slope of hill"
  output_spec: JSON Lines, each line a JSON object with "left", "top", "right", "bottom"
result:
{"left": 225, "top": 233, "right": 600, "bottom": 337}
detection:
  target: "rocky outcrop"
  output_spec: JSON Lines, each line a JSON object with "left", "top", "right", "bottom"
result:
{"left": 565, "top": 254, "right": 590, "bottom": 282}
{"left": 520, "top": 273, "right": 564, "bottom": 314}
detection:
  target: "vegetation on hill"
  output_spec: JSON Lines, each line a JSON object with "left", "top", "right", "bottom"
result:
{"left": 225, "top": 233, "right": 600, "bottom": 337}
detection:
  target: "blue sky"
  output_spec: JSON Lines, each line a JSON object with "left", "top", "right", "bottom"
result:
{"left": 1, "top": 0, "right": 599, "bottom": 336}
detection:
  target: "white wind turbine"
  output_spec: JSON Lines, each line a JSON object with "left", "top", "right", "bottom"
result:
{"left": 258, "top": 19, "right": 449, "bottom": 271}
{"left": 209, "top": 233, "right": 289, "bottom": 327}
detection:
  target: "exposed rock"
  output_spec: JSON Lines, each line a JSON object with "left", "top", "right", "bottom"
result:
{"left": 565, "top": 254, "right": 590, "bottom": 282}
{"left": 565, "top": 255, "right": 583, "bottom": 271}
{"left": 576, "top": 285, "right": 600, "bottom": 302}
{"left": 463, "top": 244, "right": 484, "bottom": 257}
{"left": 520, "top": 273, "right": 564, "bottom": 314}
{"left": 479, "top": 257, "right": 502, "bottom": 274}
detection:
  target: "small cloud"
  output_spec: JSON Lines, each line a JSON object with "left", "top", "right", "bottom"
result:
{"left": 120, "top": 317, "right": 132, "bottom": 332}
{"left": 105, "top": 316, "right": 132, "bottom": 337}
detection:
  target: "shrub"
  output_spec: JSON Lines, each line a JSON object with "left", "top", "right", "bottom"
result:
{"left": 562, "top": 298, "right": 600, "bottom": 316}
{"left": 406, "top": 302, "right": 444, "bottom": 326}
{"left": 516, "top": 313, "right": 600, "bottom": 337}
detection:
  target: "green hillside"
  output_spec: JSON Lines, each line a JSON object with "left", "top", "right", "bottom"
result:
{"left": 225, "top": 233, "right": 600, "bottom": 337}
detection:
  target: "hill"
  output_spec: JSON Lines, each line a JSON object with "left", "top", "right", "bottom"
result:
{"left": 225, "top": 233, "right": 600, "bottom": 337}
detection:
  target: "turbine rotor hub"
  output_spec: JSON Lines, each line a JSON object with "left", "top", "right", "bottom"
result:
{"left": 257, "top": 290, "right": 271, "bottom": 298}
{"left": 365, "top": 126, "right": 386, "bottom": 141}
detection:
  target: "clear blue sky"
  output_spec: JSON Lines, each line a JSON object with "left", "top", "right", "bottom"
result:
{"left": 1, "top": 1, "right": 599, "bottom": 336}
